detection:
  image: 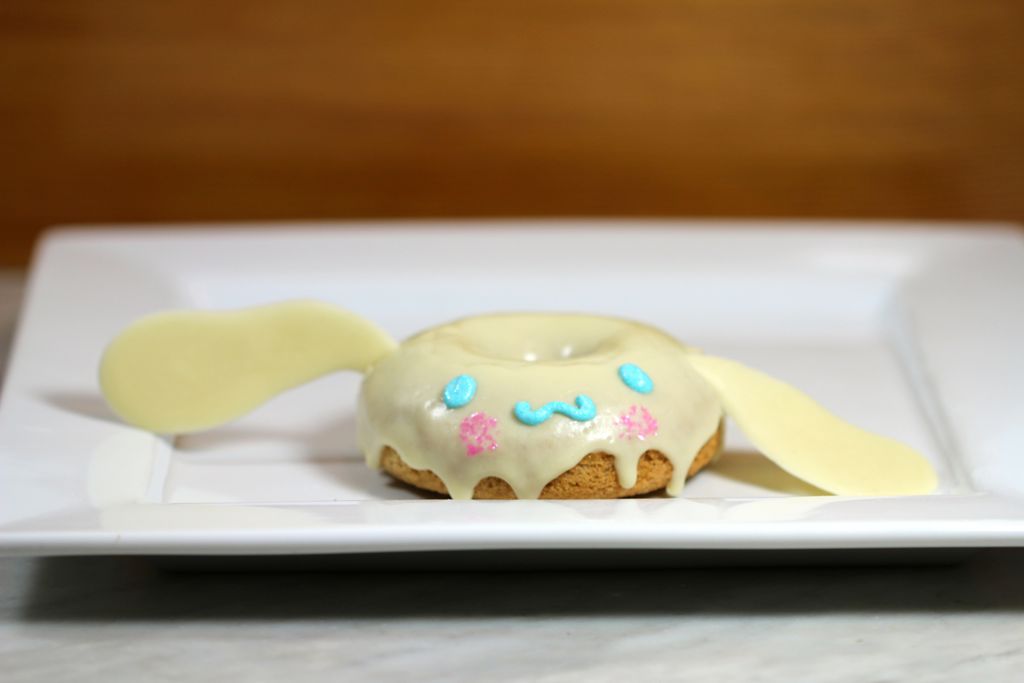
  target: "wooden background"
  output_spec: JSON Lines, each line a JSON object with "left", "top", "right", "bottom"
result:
{"left": 1, "top": 1, "right": 1022, "bottom": 266}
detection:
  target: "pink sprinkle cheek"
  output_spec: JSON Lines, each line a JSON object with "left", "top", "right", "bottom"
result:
{"left": 617, "top": 405, "right": 659, "bottom": 441}
{"left": 459, "top": 411, "right": 500, "bottom": 457}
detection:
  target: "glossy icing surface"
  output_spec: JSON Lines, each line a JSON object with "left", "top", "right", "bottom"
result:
{"left": 357, "top": 313, "right": 724, "bottom": 499}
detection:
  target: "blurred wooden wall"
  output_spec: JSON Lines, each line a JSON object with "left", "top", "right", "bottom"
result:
{"left": 1, "top": 1, "right": 1022, "bottom": 265}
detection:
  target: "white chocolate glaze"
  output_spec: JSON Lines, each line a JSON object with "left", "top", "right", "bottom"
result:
{"left": 686, "top": 355, "right": 938, "bottom": 496}
{"left": 356, "top": 314, "right": 724, "bottom": 499}
{"left": 99, "top": 302, "right": 938, "bottom": 499}
{"left": 100, "top": 300, "right": 396, "bottom": 434}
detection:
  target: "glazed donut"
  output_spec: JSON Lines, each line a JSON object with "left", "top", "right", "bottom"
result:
{"left": 99, "top": 301, "right": 938, "bottom": 498}
{"left": 357, "top": 313, "right": 724, "bottom": 499}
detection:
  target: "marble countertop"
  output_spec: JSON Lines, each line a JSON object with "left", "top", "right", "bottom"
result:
{"left": 1, "top": 272, "right": 1022, "bottom": 682}
{"left": 3, "top": 551, "right": 1024, "bottom": 681}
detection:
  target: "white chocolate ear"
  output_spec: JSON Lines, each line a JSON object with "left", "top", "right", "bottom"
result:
{"left": 685, "top": 355, "right": 937, "bottom": 495}
{"left": 99, "top": 300, "right": 397, "bottom": 434}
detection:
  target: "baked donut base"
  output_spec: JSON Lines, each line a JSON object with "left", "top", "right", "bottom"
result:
{"left": 378, "top": 420, "right": 724, "bottom": 499}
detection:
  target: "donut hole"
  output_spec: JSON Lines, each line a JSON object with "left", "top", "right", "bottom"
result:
{"left": 454, "top": 314, "right": 623, "bottom": 363}
{"left": 520, "top": 339, "right": 603, "bottom": 362}
{"left": 471, "top": 334, "right": 607, "bottom": 363}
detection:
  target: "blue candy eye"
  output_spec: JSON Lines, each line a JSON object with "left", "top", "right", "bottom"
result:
{"left": 443, "top": 374, "right": 477, "bottom": 408}
{"left": 618, "top": 363, "right": 653, "bottom": 394}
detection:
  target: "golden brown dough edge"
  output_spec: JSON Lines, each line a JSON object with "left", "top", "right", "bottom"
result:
{"left": 378, "top": 419, "right": 724, "bottom": 499}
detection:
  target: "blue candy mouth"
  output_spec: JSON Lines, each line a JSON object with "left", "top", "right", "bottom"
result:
{"left": 512, "top": 395, "right": 597, "bottom": 426}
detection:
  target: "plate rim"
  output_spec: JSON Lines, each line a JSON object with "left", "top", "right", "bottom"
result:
{"left": 2, "top": 220, "right": 1023, "bottom": 557}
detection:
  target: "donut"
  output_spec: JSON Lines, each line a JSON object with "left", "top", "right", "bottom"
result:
{"left": 356, "top": 313, "right": 725, "bottom": 499}
{"left": 377, "top": 432, "right": 723, "bottom": 499}
{"left": 99, "top": 301, "right": 938, "bottom": 498}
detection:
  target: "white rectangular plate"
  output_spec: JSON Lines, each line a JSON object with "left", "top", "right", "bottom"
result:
{"left": 2, "top": 221, "right": 1023, "bottom": 557}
